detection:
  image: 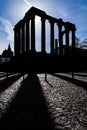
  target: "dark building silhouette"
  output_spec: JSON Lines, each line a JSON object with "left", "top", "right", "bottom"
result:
{"left": 14, "top": 6, "right": 76, "bottom": 57}
{"left": 2, "top": 44, "right": 13, "bottom": 58}
{"left": 1, "top": 6, "right": 87, "bottom": 73}
{"left": 0, "top": 7, "right": 78, "bottom": 73}
{"left": 12, "top": 6, "right": 77, "bottom": 73}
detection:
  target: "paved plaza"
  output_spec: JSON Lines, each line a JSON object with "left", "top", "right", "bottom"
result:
{"left": 0, "top": 72, "right": 87, "bottom": 130}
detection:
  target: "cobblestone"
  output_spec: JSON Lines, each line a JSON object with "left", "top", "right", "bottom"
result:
{"left": 0, "top": 74, "right": 23, "bottom": 118}
{"left": 0, "top": 73, "right": 87, "bottom": 129}
{"left": 38, "top": 73, "right": 87, "bottom": 130}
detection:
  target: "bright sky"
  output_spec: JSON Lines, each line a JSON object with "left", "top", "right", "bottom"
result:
{"left": 0, "top": 0, "right": 87, "bottom": 54}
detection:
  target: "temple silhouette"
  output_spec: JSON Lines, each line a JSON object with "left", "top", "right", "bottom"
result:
{"left": 14, "top": 6, "right": 75, "bottom": 56}
{"left": 0, "top": 6, "right": 87, "bottom": 73}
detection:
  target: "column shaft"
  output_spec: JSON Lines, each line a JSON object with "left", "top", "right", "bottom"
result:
{"left": 65, "top": 28, "right": 69, "bottom": 55}
{"left": 72, "top": 29, "right": 75, "bottom": 56}
{"left": 72, "top": 30, "right": 75, "bottom": 48}
{"left": 41, "top": 18, "right": 46, "bottom": 53}
{"left": 22, "top": 24, "right": 25, "bottom": 53}
{"left": 31, "top": 15, "right": 35, "bottom": 52}
{"left": 55, "top": 39, "right": 58, "bottom": 55}
{"left": 14, "top": 29, "right": 20, "bottom": 56}
{"left": 50, "top": 21, "right": 54, "bottom": 54}
{"left": 58, "top": 25, "right": 63, "bottom": 56}
{"left": 26, "top": 20, "right": 30, "bottom": 52}
{"left": 14, "top": 30, "right": 16, "bottom": 56}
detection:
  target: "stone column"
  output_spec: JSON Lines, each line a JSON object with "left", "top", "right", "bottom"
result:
{"left": 58, "top": 20, "right": 63, "bottom": 56}
{"left": 14, "top": 30, "right": 16, "bottom": 56}
{"left": 20, "top": 28, "right": 22, "bottom": 53}
{"left": 14, "top": 29, "right": 20, "bottom": 56}
{"left": 72, "top": 28, "right": 76, "bottom": 57}
{"left": 26, "top": 20, "right": 30, "bottom": 52}
{"left": 71, "top": 24, "right": 76, "bottom": 80}
{"left": 18, "top": 29, "right": 21, "bottom": 54}
{"left": 72, "top": 25, "right": 76, "bottom": 50}
{"left": 50, "top": 21, "right": 54, "bottom": 54}
{"left": 31, "top": 15, "right": 35, "bottom": 52}
{"left": 65, "top": 25, "right": 70, "bottom": 55}
{"left": 22, "top": 23, "right": 25, "bottom": 53}
{"left": 41, "top": 17, "right": 46, "bottom": 53}
{"left": 55, "top": 39, "right": 58, "bottom": 55}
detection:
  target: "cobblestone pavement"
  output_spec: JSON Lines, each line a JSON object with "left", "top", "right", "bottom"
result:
{"left": 0, "top": 72, "right": 87, "bottom": 130}
{"left": 39, "top": 73, "right": 87, "bottom": 130}
{"left": 0, "top": 73, "right": 23, "bottom": 118}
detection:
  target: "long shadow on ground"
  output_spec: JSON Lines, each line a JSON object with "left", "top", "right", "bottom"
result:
{"left": 0, "top": 73, "right": 21, "bottom": 93}
{"left": 74, "top": 73, "right": 87, "bottom": 77}
{"left": 52, "top": 73, "right": 87, "bottom": 90}
{"left": 0, "top": 74, "right": 61, "bottom": 130}
{"left": 0, "top": 72, "right": 7, "bottom": 78}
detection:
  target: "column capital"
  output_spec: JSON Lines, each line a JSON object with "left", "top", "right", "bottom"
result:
{"left": 49, "top": 20, "right": 55, "bottom": 29}
{"left": 66, "top": 22, "right": 76, "bottom": 31}
{"left": 26, "top": 18, "right": 30, "bottom": 23}
{"left": 65, "top": 22, "right": 71, "bottom": 33}
{"left": 24, "top": 14, "right": 31, "bottom": 22}
{"left": 30, "top": 14, "right": 35, "bottom": 19}
{"left": 49, "top": 20, "right": 54, "bottom": 25}
{"left": 41, "top": 17, "right": 46, "bottom": 22}
{"left": 57, "top": 18, "right": 63, "bottom": 26}
{"left": 57, "top": 23, "right": 62, "bottom": 30}
{"left": 72, "top": 26, "right": 76, "bottom": 32}
{"left": 65, "top": 27, "right": 70, "bottom": 33}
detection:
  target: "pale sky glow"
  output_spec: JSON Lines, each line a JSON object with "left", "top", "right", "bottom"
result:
{"left": 24, "top": 0, "right": 32, "bottom": 7}
{"left": 0, "top": 17, "right": 14, "bottom": 42}
{"left": 0, "top": 0, "right": 87, "bottom": 54}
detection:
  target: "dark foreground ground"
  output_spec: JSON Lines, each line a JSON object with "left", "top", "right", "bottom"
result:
{"left": 0, "top": 72, "right": 87, "bottom": 130}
